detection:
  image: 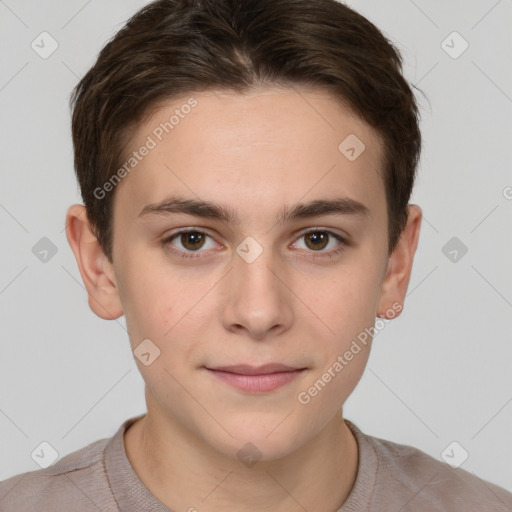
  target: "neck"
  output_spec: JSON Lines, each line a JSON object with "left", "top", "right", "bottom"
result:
{"left": 124, "top": 407, "right": 358, "bottom": 512}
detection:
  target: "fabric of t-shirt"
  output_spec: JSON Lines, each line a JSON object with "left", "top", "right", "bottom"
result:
{"left": 1, "top": 413, "right": 511, "bottom": 511}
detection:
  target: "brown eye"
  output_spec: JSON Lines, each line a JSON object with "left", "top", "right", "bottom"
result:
{"left": 180, "top": 231, "right": 206, "bottom": 251}
{"left": 303, "top": 231, "right": 329, "bottom": 251}
{"left": 162, "top": 229, "right": 217, "bottom": 259}
{"left": 293, "top": 229, "right": 347, "bottom": 260}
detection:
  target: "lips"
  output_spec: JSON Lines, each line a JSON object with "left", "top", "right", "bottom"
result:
{"left": 205, "top": 364, "right": 306, "bottom": 392}
{"left": 207, "top": 363, "right": 302, "bottom": 375}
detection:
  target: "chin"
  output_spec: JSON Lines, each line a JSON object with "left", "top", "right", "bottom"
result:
{"left": 201, "top": 418, "right": 309, "bottom": 464}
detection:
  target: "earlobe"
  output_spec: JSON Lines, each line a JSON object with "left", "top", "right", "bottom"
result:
{"left": 65, "top": 204, "right": 124, "bottom": 320}
{"left": 376, "top": 204, "right": 422, "bottom": 318}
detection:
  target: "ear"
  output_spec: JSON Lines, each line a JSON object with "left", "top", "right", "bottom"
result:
{"left": 376, "top": 204, "right": 422, "bottom": 319}
{"left": 65, "top": 204, "right": 123, "bottom": 320}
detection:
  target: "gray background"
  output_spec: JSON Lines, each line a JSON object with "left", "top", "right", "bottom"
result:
{"left": 1, "top": 0, "right": 511, "bottom": 494}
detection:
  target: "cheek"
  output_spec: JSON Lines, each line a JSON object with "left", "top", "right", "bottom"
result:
{"left": 295, "top": 345, "right": 371, "bottom": 422}
{"left": 116, "top": 268, "right": 173, "bottom": 357}
{"left": 117, "top": 248, "right": 214, "bottom": 371}
{"left": 317, "top": 264, "right": 382, "bottom": 333}
{"left": 116, "top": 244, "right": 174, "bottom": 325}
{"left": 303, "top": 260, "right": 381, "bottom": 395}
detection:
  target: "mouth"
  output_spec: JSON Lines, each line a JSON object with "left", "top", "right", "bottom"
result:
{"left": 204, "top": 364, "right": 307, "bottom": 393}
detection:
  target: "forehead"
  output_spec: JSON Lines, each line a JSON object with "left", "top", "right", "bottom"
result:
{"left": 113, "top": 86, "right": 385, "bottom": 224}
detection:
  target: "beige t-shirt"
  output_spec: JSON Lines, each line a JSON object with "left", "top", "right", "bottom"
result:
{"left": 1, "top": 414, "right": 511, "bottom": 511}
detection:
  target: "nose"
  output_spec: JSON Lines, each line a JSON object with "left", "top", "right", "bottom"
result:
{"left": 220, "top": 240, "right": 294, "bottom": 340}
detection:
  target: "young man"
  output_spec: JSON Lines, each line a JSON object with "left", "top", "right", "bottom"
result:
{"left": 1, "top": 0, "right": 510, "bottom": 510}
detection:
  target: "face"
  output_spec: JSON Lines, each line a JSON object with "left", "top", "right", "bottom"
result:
{"left": 86, "top": 87, "right": 399, "bottom": 460}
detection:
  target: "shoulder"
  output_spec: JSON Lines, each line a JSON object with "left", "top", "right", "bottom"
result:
{"left": 0, "top": 437, "right": 118, "bottom": 512}
{"left": 364, "top": 430, "right": 512, "bottom": 511}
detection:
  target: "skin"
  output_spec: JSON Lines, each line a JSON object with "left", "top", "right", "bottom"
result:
{"left": 66, "top": 86, "right": 422, "bottom": 511}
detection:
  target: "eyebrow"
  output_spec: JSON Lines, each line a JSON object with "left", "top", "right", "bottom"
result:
{"left": 137, "top": 195, "right": 371, "bottom": 225}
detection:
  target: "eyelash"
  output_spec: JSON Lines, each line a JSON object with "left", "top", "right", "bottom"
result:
{"left": 161, "top": 228, "right": 348, "bottom": 261}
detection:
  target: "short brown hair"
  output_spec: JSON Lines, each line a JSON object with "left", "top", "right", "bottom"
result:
{"left": 70, "top": 0, "right": 423, "bottom": 263}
